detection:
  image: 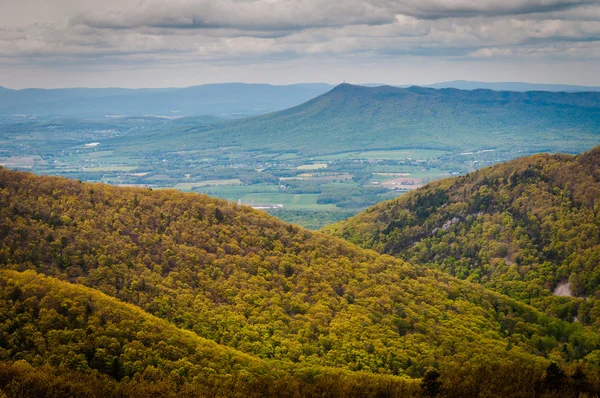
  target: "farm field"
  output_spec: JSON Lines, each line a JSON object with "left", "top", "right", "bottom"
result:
{"left": 0, "top": 156, "right": 38, "bottom": 168}
{"left": 174, "top": 179, "right": 243, "bottom": 191}
{"left": 0, "top": 113, "right": 535, "bottom": 228}
{"left": 273, "top": 153, "right": 299, "bottom": 160}
{"left": 195, "top": 184, "right": 281, "bottom": 196}
{"left": 83, "top": 166, "right": 138, "bottom": 172}
{"left": 315, "top": 149, "right": 450, "bottom": 161}
{"left": 200, "top": 189, "right": 337, "bottom": 210}
{"left": 296, "top": 163, "right": 328, "bottom": 170}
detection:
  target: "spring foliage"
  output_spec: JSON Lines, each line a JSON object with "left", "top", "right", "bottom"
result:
{"left": 327, "top": 145, "right": 600, "bottom": 326}
{"left": 0, "top": 269, "right": 421, "bottom": 397}
{"left": 1, "top": 166, "right": 600, "bottom": 396}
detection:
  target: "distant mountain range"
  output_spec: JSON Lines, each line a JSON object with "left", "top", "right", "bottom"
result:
{"left": 2, "top": 80, "right": 599, "bottom": 120}
{"left": 424, "top": 80, "right": 600, "bottom": 92}
{"left": 122, "top": 83, "right": 600, "bottom": 156}
{"left": 0, "top": 83, "right": 334, "bottom": 118}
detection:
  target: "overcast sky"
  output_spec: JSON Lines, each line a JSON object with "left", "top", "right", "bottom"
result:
{"left": 1, "top": 0, "right": 599, "bottom": 88}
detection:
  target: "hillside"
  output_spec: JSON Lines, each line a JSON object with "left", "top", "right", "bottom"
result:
{"left": 1, "top": 272, "right": 596, "bottom": 398}
{"left": 0, "top": 83, "right": 333, "bottom": 118}
{"left": 2, "top": 168, "right": 600, "bottom": 396}
{"left": 123, "top": 84, "right": 600, "bottom": 156}
{"left": 0, "top": 269, "right": 421, "bottom": 397}
{"left": 326, "top": 145, "right": 600, "bottom": 326}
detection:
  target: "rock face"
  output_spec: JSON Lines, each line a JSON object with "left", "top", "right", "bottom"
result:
{"left": 553, "top": 282, "right": 572, "bottom": 297}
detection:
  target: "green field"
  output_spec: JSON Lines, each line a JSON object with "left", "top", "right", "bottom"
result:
{"left": 316, "top": 149, "right": 450, "bottom": 161}
{"left": 239, "top": 193, "right": 336, "bottom": 210}
{"left": 196, "top": 189, "right": 334, "bottom": 210}
{"left": 368, "top": 173, "right": 411, "bottom": 183}
{"left": 173, "top": 179, "right": 243, "bottom": 191}
{"left": 83, "top": 166, "right": 138, "bottom": 172}
{"left": 297, "top": 163, "right": 328, "bottom": 170}
{"left": 195, "top": 184, "right": 281, "bottom": 196}
{"left": 273, "top": 153, "right": 299, "bottom": 160}
{"left": 80, "top": 150, "right": 115, "bottom": 158}
{"left": 193, "top": 184, "right": 336, "bottom": 210}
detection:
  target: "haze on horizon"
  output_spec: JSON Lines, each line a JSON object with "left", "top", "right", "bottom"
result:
{"left": 1, "top": 0, "right": 600, "bottom": 89}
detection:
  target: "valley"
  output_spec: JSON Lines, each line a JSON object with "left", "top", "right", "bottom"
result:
{"left": 3, "top": 84, "right": 598, "bottom": 228}
{"left": 0, "top": 116, "right": 489, "bottom": 228}
{"left": 4, "top": 0, "right": 600, "bottom": 395}
{"left": 1, "top": 83, "right": 600, "bottom": 396}
{"left": 1, "top": 89, "right": 600, "bottom": 394}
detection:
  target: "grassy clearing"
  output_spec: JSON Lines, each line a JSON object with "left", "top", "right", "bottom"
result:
{"left": 81, "top": 150, "right": 115, "bottom": 158}
{"left": 369, "top": 174, "right": 408, "bottom": 183}
{"left": 367, "top": 170, "right": 448, "bottom": 185}
{"left": 359, "top": 149, "right": 450, "bottom": 160}
{"left": 195, "top": 184, "right": 281, "bottom": 196}
{"left": 83, "top": 166, "right": 138, "bottom": 172}
{"left": 297, "top": 163, "right": 328, "bottom": 170}
{"left": 198, "top": 189, "right": 337, "bottom": 210}
{"left": 251, "top": 153, "right": 276, "bottom": 159}
{"left": 316, "top": 149, "right": 450, "bottom": 161}
{"left": 239, "top": 193, "right": 336, "bottom": 210}
{"left": 174, "top": 179, "right": 243, "bottom": 191}
{"left": 273, "top": 153, "right": 299, "bottom": 160}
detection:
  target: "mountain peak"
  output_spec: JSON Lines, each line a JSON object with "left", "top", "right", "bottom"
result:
{"left": 330, "top": 82, "right": 365, "bottom": 92}
{"left": 328, "top": 83, "right": 410, "bottom": 97}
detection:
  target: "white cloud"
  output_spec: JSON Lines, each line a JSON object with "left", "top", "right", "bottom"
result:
{"left": 0, "top": 0, "right": 599, "bottom": 87}
{"left": 469, "top": 47, "right": 514, "bottom": 57}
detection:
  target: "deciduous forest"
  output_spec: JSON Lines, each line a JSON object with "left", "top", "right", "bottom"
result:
{"left": 328, "top": 146, "right": 600, "bottom": 328}
{"left": 1, "top": 163, "right": 600, "bottom": 396}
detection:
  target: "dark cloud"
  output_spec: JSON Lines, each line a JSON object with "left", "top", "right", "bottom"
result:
{"left": 68, "top": 0, "right": 600, "bottom": 33}
{"left": 69, "top": 0, "right": 395, "bottom": 31}
{"left": 395, "top": 0, "right": 599, "bottom": 19}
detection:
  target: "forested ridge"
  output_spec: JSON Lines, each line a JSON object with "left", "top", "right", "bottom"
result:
{"left": 137, "top": 84, "right": 600, "bottom": 156}
{"left": 0, "top": 269, "right": 422, "bottom": 397}
{"left": 327, "top": 145, "right": 600, "bottom": 327}
{"left": 1, "top": 166, "right": 600, "bottom": 396}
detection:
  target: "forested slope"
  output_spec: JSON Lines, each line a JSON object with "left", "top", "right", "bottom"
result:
{"left": 326, "top": 145, "right": 600, "bottom": 326}
{"left": 1, "top": 167, "right": 600, "bottom": 396}
{"left": 0, "top": 269, "right": 420, "bottom": 397}
{"left": 129, "top": 84, "right": 600, "bottom": 155}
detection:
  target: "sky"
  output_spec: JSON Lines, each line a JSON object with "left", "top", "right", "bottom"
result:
{"left": 1, "top": 0, "right": 600, "bottom": 88}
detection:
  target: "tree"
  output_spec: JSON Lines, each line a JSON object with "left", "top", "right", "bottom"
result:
{"left": 421, "top": 369, "right": 441, "bottom": 397}
{"left": 544, "top": 362, "right": 565, "bottom": 392}
{"left": 568, "top": 273, "right": 585, "bottom": 297}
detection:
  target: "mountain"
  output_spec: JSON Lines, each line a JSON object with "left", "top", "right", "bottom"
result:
{"left": 1, "top": 167, "right": 600, "bottom": 396}
{"left": 128, "top": 83, "right": 600, "bottom": 156}
{"left": 426, "top": 80, "right": 600, "bottom": 93}
{"left": 0, "top": 83, "right": 333, "bottom": 118}
{"left": 326, "top": 145, "right": 600, "bottom": 326}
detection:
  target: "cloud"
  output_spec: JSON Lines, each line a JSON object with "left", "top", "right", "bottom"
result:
{"left": 469, "top": 47, "right": 514, "bottom": 57}
{"left": 0, "top": 0, "right": 599, "bottom": 87}
{"left": 70, "top": 0, "right": 395, "bottom": 31}
{"left": 67, "top": 0, "right": 600, "bottom": 33}
{"left": 394, "top": 0, "right": 598, "bottom": 19}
